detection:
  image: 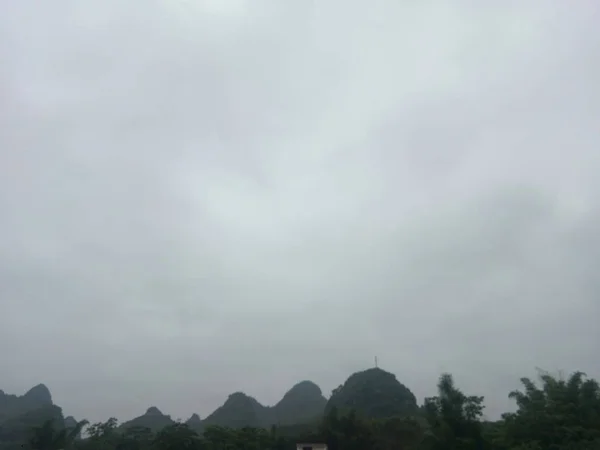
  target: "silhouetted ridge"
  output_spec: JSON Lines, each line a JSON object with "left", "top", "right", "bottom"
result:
{"left": 271, "top": 381, "right": 327, "bottom": 425}
{"left": 0, "top": 371, "right": 418, "bottom": 437}
{"left": 0, "top": 384, "right": 64, "bottom": 448}
{"left": 120, "top": 406, "right": 174, "bottom": 431}
{"left": 23, "top": 384, "right": 52, "bottom": 405}
{"left": 187, "top": 413, "right": 201, "bottom": 422}
{"left": 145, "top": 406, "right": 163, "bottom": 416}
{"left": 185, "top": 413, "right": 203, "bottom": 432}
{"left": 64, "top": 416, "right": 77, "bottom": 428}
{"left": 203, "top": 392, "right": 266, "bottom": 428}
{"left": 326, "top": 367, "right": 418, "bottom": 418}
{"left": 281, "top": 380, "right": 323, "bottom": 399}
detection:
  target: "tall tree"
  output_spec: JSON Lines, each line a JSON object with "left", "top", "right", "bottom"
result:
{"left": 502, "top": 370, "right": 600, "bottom": 450}
{"left": 423, "top": 373, "right": 484, "bottom": 450}
{"left": 30, "top": 419, "right": 88, "bottom": 450}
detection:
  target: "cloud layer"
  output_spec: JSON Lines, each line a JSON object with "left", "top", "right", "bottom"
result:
{"left": 1, "top": 0, "right": 599, "bottom": 422}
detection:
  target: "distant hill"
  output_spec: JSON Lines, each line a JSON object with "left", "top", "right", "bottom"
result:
{"left": 0, "top": 384, "right": 53, "bottom": 420}
{"left": 184, "top": 413, "right": 203, "bottom": 433}
{"left": 202, "top": 392, "right": 266, "bottom": 428}
{"left": 119, "top": 407, "right": 175, "bottom": 432}
{"left": 201, "top": 380, "right": 327, "bottom": 429}
{"left": 1, "top": 368, "right": 421, "bottom": 439}
{"left": 325, "top": 368, "right": 418, "bottom": 418}
{"left": 0, "top": 384, "right": 65, "bottom": 450}
{"left": 269, "top": 381, "right": 327, "bottom": 426}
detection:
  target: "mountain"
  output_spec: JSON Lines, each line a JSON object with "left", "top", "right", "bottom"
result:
{"left": 0, "top": 384, "right": 65, "bottom": 450}
{"left": 202, "top": 392, "right": 267, "bottom": 428}
{"left": 0, "top": 369, "right": 420, "bottom": 440}
{"left": 22, "top": 384, "right": 53, "bottom": 406}
{"left": 185, "top": 413, "right": 203, "bottom": 432}
{"left": 325, "top": 368, "right": 418, "bottom": 418}
{"left": 120, "top": 407, "right": 175, "bottom": 432}
{"left": 64, "top": 416, "right": 78, "bottom": 428}
{"left": 0, "top": 384, "right": 54, "bottom": 421}
{"left": 202, "top": 380, "right": 327, "bottom": 429}
{"left": 270, "top": 381, "right": 327, "bottom": 425}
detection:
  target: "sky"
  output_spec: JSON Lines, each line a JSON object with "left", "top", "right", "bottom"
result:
{"left": 1, "top": 0, "right": 599, "bottom": 424}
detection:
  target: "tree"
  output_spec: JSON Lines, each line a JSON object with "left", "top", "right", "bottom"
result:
{"left": 83, "top": 418, "right": 119, "bottom": 450}
{"left": 423, "top": 373, "right": 484, "bottom": 450}
{"left": 30, "top": 418, "right": 88, "bottom": 450}
{"left": 153, "top": 423, "right": 202, "bottom": 450}
{"left": 501, "top": 371, "right": 600, "bottom": 450}
{"left": 372, "top": 416, "right": 427, "bottom": 450}
{"left": 202, "top": 425, "right": 229, "bottom": 450}
{"left": 118, "top": 425, "right": 154, "bottom": 450}
{"left": 86, "top": 417, "right": 118, "bottom": 440}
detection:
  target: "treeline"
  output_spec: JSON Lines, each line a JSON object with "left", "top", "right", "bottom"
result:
{"left": 26, "top": 370, "right": 600, "bottom": 450}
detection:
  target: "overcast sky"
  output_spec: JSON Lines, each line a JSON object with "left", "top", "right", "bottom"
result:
{"left": 1, "top": 0, "right": 599, "bottom": 424}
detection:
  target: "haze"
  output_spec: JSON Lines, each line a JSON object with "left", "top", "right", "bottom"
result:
{"left": 1, "top": 0, "right": 599, "bottom": 424}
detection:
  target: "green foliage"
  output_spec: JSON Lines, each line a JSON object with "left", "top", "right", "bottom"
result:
{"left": 29, "top": 418, "right": 89, "bottom": 450}
{"left": 0, "top": 406, "right": 65, "bottom": 450}
{"left": 500, "top": 370, "right": 600, "bottom": 450}
{"left": 153, "top": 423, "right": 203, "bottom": 450}
{"left": 422, "top": 373, "right": 484, "bottom": 450}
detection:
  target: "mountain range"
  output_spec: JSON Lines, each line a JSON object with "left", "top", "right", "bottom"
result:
{"left": 0, "top": 368, "right": 418, "bottom": 443}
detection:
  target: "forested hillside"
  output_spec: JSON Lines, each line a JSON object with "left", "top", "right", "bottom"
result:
{"left": 2, "top": 367, "right": 600, "bottom": 450}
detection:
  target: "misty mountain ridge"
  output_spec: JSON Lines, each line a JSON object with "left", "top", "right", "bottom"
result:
{"left": 119, "top": 406, "right": 176, "bottom": 432}
{"left": 0, "top": 384, "right": 53, "bottom": 419}
{"left": 185, "top": 413, "right": 202, "bottom": 432}
{"left": 124, "top": 380, "right": 328, "bottom": 431}
{"left": 1, "top": 368, "right": 417, "bottom": 435}
{"left": 0, "top": 382, "right": 67, "bottom": 450}
{"left": 326, "top": 367, "right": 418, "bottom": 418}
{"left": 0, "top": 383, "right": 55, "bottom": 422}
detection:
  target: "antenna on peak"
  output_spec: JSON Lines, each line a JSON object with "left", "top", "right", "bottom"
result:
{"left": 374, "top": 356, "right": 378, "bottom": 368}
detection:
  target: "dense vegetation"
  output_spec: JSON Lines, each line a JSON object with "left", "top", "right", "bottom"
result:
{"left": 2, "top": 368, "right": 600, "bottom": 450}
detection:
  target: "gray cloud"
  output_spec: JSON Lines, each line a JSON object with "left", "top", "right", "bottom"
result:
{"left": 1, "top": 0, "right": 599, "bottom": 423}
